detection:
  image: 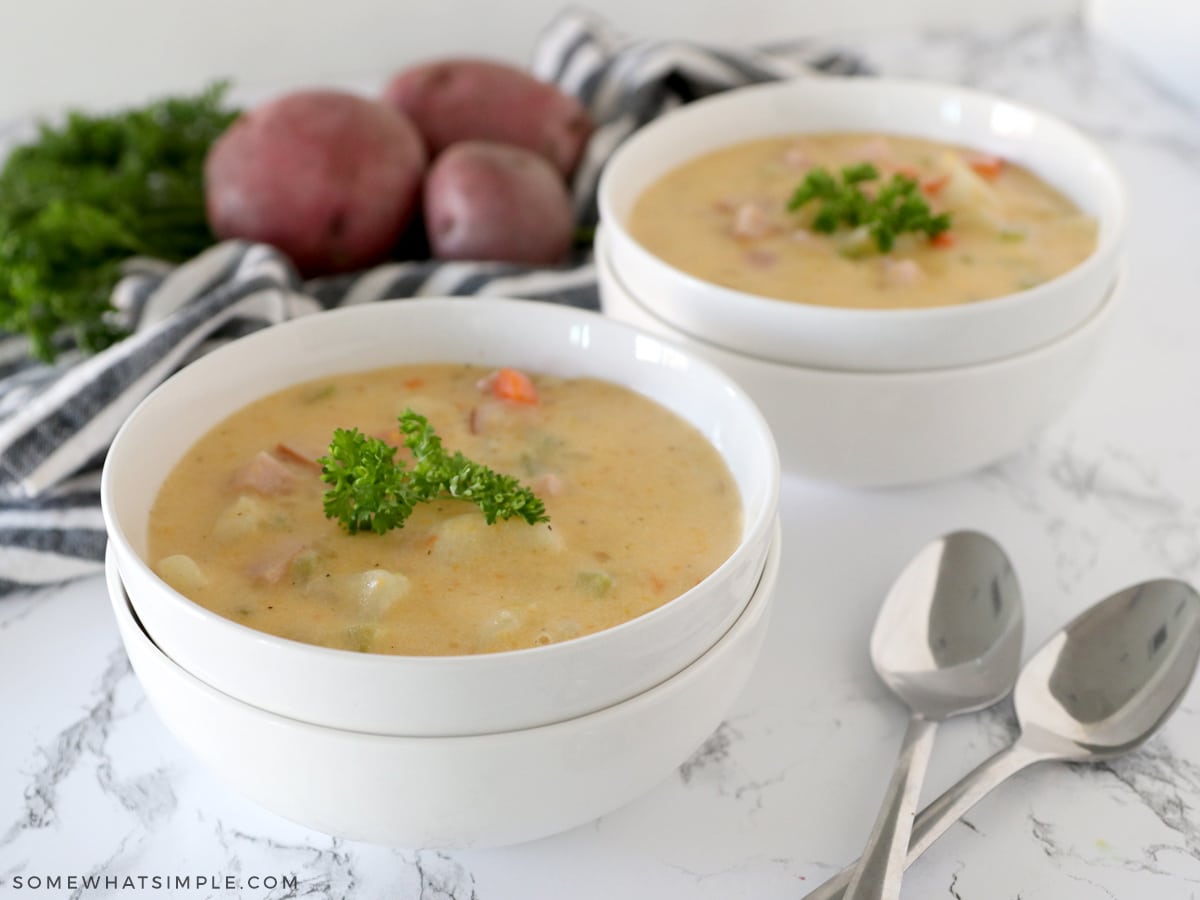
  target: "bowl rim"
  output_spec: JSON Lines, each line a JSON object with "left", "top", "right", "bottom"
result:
{"left": 597, "top": 74, "right": 1128, "bottom": 326}
{"left": 106, "top": 519, "right": 781, "bottom": 739}
{"left": 100, "top": 297, "right": 781, "bottom": 671}
{"left": 597, "top": 225, "right": 1124, "bottom": 381}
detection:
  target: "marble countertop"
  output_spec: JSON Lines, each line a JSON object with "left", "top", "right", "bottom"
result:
{"left": 4, "top": 15, "right": 1200, "bottom": 900}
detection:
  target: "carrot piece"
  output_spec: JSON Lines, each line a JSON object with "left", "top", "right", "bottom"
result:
{"left": 931, "top": 231, "right": 957, "bottom": 248}
{"left": 922, "top": 174, "right": 950, "bottom": 196}
{"left": 404, "top": 377, "right": 426, "bottom": 389}
{"left": 490, "top": 368, "right": 539, "bottom": 405}
{"left": 966, "top": 152, "right": 1005, "bottom": 179}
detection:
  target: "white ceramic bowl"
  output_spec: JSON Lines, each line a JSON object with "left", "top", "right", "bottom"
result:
{"left": 101, "top": 298, "right": 779, "bottom": 736}
{"left": 598, "top": 229, "right": 1119, "bottom": 486}
{"left": 598, "top": 77, "right": 1126, "bottom": 372}
{"left": 107, "top": 525, "right": 780, "bottom": 848}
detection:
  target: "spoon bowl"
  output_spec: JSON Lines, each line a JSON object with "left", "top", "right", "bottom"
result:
{"left": 871, "top": 531, "right": 1024, "bottom": 718}
{"left": 1015, "top": 578, "right": 1200, "bottom": 759}
{"left": 843, "top": 531, "right": 1024, "bottom": 900}
{"left": 804, "top": 577, "right": 1200, "bottom": 900}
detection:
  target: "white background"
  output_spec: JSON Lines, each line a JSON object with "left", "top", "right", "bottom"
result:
{"left": 0, "top": 0, "right": 1081, "bottom": 120}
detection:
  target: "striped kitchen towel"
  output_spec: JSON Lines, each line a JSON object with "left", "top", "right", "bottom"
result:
{"left": 0, "top": 9, "right": 867, "bottom": 595}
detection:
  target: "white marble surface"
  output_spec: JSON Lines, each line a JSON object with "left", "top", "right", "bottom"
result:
{"left": 4, "top": 15, "right": 1200, "bottom": 900}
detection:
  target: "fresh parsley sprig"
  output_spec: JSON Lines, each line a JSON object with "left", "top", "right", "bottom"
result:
{"left": 0, "top": 83, "right": 238, "bottom": 361}
{"left": 319, "top": 410, "right": 550, "bottom": 536}
{"left": 787, "top": 163, "right": 951, "bottom": 253}
{"left": 319, "top": 427, "right": 415, "bottom": 536}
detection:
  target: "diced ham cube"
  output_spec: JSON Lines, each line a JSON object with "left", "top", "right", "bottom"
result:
{"left": 246, "top": 540, "right": 309, "bottom": 586}
{"left": 732, "top": 202, "right": 775, "bottom": 240}
{"left": 744, "top": 248, "right": 778, "bottom": 269}
{"left": 783, "top": 142, "right": 810, "bottom": 168}
{"left": 855, "top": 137, "right": 894, "bottom": 162}
{"left": 475, "top": 370, "right": 500, "bottom": 393}
{"left": 882, "top": 258, "right": 925, "bottom": 286}
{"left": 532, "top": 473, "right": 566, "bottom": 497}
{"left": 275, "top": 442, "right": 322, "bottom": 471}
{"left": 468, "top": 400, "right": 510, "bottom": 435}
{"left": 233, "top": 451, "right": 297, "bottom": 495}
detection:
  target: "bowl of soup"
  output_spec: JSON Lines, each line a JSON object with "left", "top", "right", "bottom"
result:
{"left": 106, "top": 533, "right": 780, "bottom": 848}
{"left": 598, "top": 77, "right": 1126, "bottom": 372}
{"left": 101, "top": 298, "right": 780, "bottom": 736}
{"left": 598, "top": 226, "right": 1121, "bottom": 485}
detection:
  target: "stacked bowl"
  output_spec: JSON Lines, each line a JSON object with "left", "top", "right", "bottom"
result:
{"left": 597, "top": 77, "right": 1127, "bottom": 485}
{"left": 101, "top": 299, "right": 781, "bottom": 848}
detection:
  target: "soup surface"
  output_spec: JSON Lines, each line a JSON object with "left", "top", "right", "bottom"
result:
{"left": 148, "top": 365, "right": 741, "bottom": 656}
{"left": 629, "top": 133, "right": 1098, "bottom": 309}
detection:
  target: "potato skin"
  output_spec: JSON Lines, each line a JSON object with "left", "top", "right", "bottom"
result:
{"left": 424, "top": 141, "right": 574, "bottom": 264}
{"left": 384, "top": 59, "right": 593, "bottom": 177}
{"left": 205, "top": 90, "right": 427, "bottom": 276}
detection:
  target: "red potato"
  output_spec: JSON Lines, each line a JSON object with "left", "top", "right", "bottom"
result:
{"left": 384, "top": 59, "right": 593, "bottom": 177}
{"left": 205, "top": 90, "right": 427, "bottom": 276}
{"left": 424, "top": 141, "right": 574, "bottom": 264}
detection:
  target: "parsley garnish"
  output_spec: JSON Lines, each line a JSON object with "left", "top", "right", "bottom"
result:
{"left": 787, "top": 163, "right": 951, "bottom": 253}
{"left": 0, "top": 84, "right": 238, "bottom": 361}
{"left": 319, "top": 410, "right": 550, "bottom": 536}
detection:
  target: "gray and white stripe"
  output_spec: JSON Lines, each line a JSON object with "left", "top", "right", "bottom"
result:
{"left": 0, "top": 9, "right": 865, "bottom": 596}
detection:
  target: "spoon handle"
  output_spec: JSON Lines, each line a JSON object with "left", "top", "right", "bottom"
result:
{"left": 906, "top": 738, "right": 1045, "bottom": 859}
{"left": 841, "top": 713, "right": 938, "bottom": 900}
{"left": 801, "top": 740, "right": 1047, "bottom": 900}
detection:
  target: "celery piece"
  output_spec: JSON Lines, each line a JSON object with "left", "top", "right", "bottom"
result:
{"left": 289, "top": 551, "right": 319, "bottom": 584}
{"left": 576, "top": 570, "right": 614, "bottom": 598}
{"left": 344, "top": 624, "right": 376, "bottom": 653}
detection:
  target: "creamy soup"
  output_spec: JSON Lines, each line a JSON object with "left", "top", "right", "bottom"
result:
{"left": 148, "top": 365, "right": 741, "bottom": 656}
{"left": 629, "top": 133, "right": 1098, "bottom": 309}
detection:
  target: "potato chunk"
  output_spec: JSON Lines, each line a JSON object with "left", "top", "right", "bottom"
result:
{"left": 155, "top": 554, "right": 208, "bottom": 594}
{"left": 212, "top": 495, "right": 266, "bottom": 541}
{"left": 338, "top": 569, "right": 411, "bottom": 619}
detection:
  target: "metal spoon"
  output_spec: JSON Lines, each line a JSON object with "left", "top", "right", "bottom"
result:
{"left": 805, "top": 577, "right": 1200, "bottom": 900}
{"left": 842, "top": 531, "right": 1024, "bottom": 900}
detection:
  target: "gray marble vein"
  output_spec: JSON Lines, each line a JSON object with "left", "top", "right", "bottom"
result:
{"left": 1098, "top": 739, "right": 1200, "bottom": 860}
{"left": 0, "top": 859, "right": 27, "bottom": 893}
{"left": 974, "top": 438, "right": 1200, "bottom": 589}
{"left": 851, "top": 16, "right": 1200, "bottom": 163}
{"left": 1, "top": 646, "right": 131, "bottom": 845}
{"left": 95, "top": 764, "right": 176, "bottom": 831}
{"left": 679, "top": 722, "right": 741, "bottom": 786}
{"left": 207, "top": 825, "right": 481, "bottom": 900}
{"left": 67, "top": 830, "right": 137, "bottom": 900}
{"left": 407, "top": 851, "right": 479, "bottom": 900}
{"left": 213, "top": 826, "right": 360, "bottom": 899}
{"left": 1028, "top": 813, "right": 1061, "bottom": 859}
{"left": 947, "top": 865, "right": 966, "bottom": 900}
{"left": 0, "top": 594, "right": 39, "bottom": 632}
{"left": 958, "top": 817, "right": 983, "bottom": 836}
{"left": 1065, "top": 874, "right": 1121, "bottom": 900}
